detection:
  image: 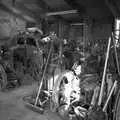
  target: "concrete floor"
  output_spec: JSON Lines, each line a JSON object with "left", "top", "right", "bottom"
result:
{"left": 0, "top": 84, "right": 63, "bottom": 120}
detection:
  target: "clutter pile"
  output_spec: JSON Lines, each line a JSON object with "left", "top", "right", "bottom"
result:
{"left": 1, "top": 22, "right": 120, "bottom": 120}
{"left": 23, "top": 27, "right": 120, "bottom": 120}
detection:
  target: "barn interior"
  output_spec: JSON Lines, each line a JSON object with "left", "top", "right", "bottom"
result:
{"left": 0, "top": 0, "right": 120, "bottom": 120}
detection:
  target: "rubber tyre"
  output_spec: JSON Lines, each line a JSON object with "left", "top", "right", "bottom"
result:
{"left": 52, "top": 70, "right": 74, "bottom": 110}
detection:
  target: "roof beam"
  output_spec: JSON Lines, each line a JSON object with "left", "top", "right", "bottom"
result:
{"left": 46, "top": 10, "right": 78, "bottom": 16}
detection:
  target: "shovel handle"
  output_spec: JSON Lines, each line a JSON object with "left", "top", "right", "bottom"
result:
{"left": 103, "top": 80, "right": 117, "bottom": 112}
{"left": 98, "top": 37, "right": 111, "bottom": 106}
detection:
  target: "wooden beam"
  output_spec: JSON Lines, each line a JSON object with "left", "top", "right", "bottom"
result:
{"left": 70, "top": 23, "right": 85, "bottom": 26}
{"left": 46, "top": 10, "right": 78, "bottom": 16}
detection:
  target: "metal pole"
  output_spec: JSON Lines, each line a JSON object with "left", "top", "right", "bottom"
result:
{"left": 98, "top": 37, "right": 111, "bottom": 106}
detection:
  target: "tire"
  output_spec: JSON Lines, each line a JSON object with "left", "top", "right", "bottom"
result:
{"left": 51, "top": 70, "right": 75, "bottom": 111}
{"left": 0, "top": 64, "right": 7, "bottom": 90}
{"left": 51, "top": 71, "right": 99, "bottom": 119}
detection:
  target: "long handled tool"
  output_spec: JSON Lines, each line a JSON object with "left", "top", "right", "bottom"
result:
{"left": 35, "top": 42, "right": 53, "bottom": 106}
{"left": 98, "top": 37, "right": 112, "bottom": 106}
{"left": 112, "top": 32, "right": 120, "bottom": 76}
{"left": 102, "top": 33, "right": 120, "bottom": 111}
{"left": 103, "top": 80, "right": 117, "bottom": 112}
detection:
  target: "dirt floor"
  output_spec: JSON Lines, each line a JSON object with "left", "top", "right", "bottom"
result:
{"left": 0, "top": 84, "right": 63, "bottom": 120}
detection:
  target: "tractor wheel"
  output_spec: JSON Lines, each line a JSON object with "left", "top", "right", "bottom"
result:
{"left": 0, "top": 64, "right": 7, "bottom": 90}
{"left": 52, "top": 70, "right": 74, "bottom": 109}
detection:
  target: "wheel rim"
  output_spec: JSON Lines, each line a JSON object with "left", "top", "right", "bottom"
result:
{"left": 52, "top": 71, "right": 74, "bottom": 107}
{"left": 52, "top": 71, "right": 99, "bottom": 119}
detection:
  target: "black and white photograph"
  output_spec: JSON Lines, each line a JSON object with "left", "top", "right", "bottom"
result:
{"left": 0, "top": 0, "right": 119, "bottom": 120}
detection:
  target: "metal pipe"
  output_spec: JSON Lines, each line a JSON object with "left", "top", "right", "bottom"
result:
{"left": 114, "top": 19, "right": 120, "bottom": 42}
